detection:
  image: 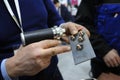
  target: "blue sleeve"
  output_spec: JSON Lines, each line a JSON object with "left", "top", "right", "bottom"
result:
{"left": 0, "top": 60, "right": 4, "bottom": 80}
{"left": 1, "top": 59, "right": 18, "bottom": 80}
{"left": 43, "top": 0, "right": 64, "bottom": 27}
{"left": 1, "top": 59, "right": 11, "bottom": 80}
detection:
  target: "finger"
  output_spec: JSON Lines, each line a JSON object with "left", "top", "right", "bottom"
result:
{"left": 109, "top": 58, "right": 116, "bottom": 67}
{"left": 118, "top": 57, "right": 120, "bottom": 64}
{"left": 104, "top": 59, "right": 111, "bottom": 67}
{"left": 106, "top": 62, "right": 111, "bottom": 67}
{"left": 111, "top": 58, "right": 119, "bottom": 67}
{"left": 34, "top": 40, "right": 61, "bottom": 49}
{"left": 114, "top": 54, "right": 120, "bottom": 65}
{"left": 75, "top": 24, "right": 90, "bottom": 36}
{"left": 75, "top": 24, "right": 84, "bottom": 30}
{"left": 43, "top": 45, "right": 71, "bottom": 57}
{"left": 61, "top": 36, "right": 69, "bottom": 43}
{"left": 109, "top": 54, "right": 120, "bottom": 67}
{"left": 73, "top": 24, "right": 90, "bottom": 37}
{"left": 113, "top": 50, "right": 120, "bottom": 66}
{"left": 68, "top": 25, "right": 78, "bottom": 35}
{"left": 82, "top": 28, "right": 91, "bottom": 37}
{"left": 114, "top": 56, "right": 120, "bottom": 67}
{"left": 64, "top": 22, "right": 79, "bottom": 35}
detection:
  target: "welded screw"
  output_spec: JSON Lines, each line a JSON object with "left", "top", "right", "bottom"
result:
{"left": 79, "top": 31, "right": 84, "bottom": 36}
{"left": 70, "top": 35, "right": 76, "bottom": 41}
{"left": 78, "top": 36, "right": 84, "bottom": 42}
{"left": 76, "top": 44, "right": 83, "bottom": 50}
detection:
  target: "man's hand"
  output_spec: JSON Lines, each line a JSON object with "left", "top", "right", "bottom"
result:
{"left": 5, "top": 40, "right": 71, "bottom": 77}
{"left": 61, "top": 22, "right": 90, "bottom": 43}
{"left": 98, "top": 73, "right": 120, "bottom": 80}
{"left": 103, "top": 49, "right": 120, "bottom": 67}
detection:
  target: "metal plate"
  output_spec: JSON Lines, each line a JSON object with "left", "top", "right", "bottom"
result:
{"left": 69, "top": 31, "right": 96, "bottom": 65}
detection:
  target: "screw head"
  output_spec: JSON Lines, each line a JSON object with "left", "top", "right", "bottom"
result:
{"left": 76, "top": 44, "right": 83, "bottom": 50}
{"left": 70, "top": 35, "right": 76, "bottom": 41}
{"left": 79, "top": 31, "right": 84, "bottom": 36}
{"left": 78, "top": 36, "right": 84, "bottom": 42}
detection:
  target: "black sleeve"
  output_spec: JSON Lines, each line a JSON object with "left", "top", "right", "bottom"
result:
{"left": 75, "top": 0, "right": 112, "bottom": 58}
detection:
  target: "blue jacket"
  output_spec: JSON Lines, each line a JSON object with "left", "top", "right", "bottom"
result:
{"left": 0, "top": 0, "right": 64, "bottom": 80}
{"left": 96, "top": 4, "right": 120, "bottom": 53}
{"left": 75, "top": 0, "right": 120, "bottom": 60}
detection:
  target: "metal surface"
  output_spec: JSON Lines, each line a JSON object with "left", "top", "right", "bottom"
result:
{"left": 69, "top": 31, "right": 96, "bottom": 65}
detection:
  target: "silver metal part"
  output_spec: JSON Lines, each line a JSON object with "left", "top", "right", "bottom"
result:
{"left": 69, "top": 30, "right": 96, "bottom": 65}
{"left": 52, "top": 26, "right": 66, "bottom": 39}
{"left": 20, "top": 32, "right": 25, "bottom": 46}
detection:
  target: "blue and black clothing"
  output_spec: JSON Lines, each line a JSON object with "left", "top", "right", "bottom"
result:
{"left": 75, "top": 0, "right": 120, "bottom": 78}
{"left": 0, "top": 0, "right": 64, "bottom": 80}
{"left": 58, "top": 4, "right": 75, "bottom": 22}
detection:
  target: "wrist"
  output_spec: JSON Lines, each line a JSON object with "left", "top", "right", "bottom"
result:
{"left": 5, "top": 57, "right": 19, "bottom": 78}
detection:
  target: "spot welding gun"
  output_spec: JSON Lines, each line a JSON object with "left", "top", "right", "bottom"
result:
{"left": 20, "top": 26, "right": 65, "bottom": 46}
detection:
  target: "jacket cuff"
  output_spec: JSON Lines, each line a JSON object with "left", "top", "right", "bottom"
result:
{"left": 1, "top": 59, "right": 12, "bottom": 80}
{"left": 1, "top": 59, "right": 19, "bottom": 80}
{"left": 0, "top": 60, "right": 4, "bottom": 80}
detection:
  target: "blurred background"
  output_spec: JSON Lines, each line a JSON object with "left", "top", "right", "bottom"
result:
{"left": 58, "top": 51, "right": 91, "bottom": 80}
{"left": 58, "top": 0, "right": 81, "bottom": 16}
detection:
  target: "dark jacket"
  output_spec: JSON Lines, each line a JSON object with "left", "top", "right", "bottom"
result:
{"left": 59, "top": 4, "right": 75, "bottom": 22}
{"left": 0, "top": 0, "right": 64, "bottom": 80}
{"left": 75, "top": 0, "right": 120, "bottom": 59}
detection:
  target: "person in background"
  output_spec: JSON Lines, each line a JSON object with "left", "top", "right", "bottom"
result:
{"left": 53, "top": 0, "right": 75, "bottom": 22}
{"left": 75, "top": 0, "right": 120, "bottom": 79}
{"left": 0, "top": 0, "right": 90, "bottom": 80}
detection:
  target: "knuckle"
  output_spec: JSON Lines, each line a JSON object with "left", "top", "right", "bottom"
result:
{"left": 29, "top": 43, "right": 36, "bottom": 49}
{"left": 31, "top": 49, "right": 43, "bottom": 59}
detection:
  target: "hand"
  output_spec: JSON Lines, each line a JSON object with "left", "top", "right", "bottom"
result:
{"left": 103, "top": 49, "right": 120, "bottom": 67}
{"left": 5, "top": 40, "right": 71, "bottom": 77}
{"left": 61, "top": 22, "right": 90, "bottom": 43}
{"left": 98, "top": 73, "right": 120, "bottom": 80}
